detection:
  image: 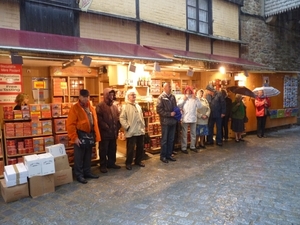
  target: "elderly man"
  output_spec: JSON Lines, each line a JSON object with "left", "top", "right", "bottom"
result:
{"left": 66, "top": 89, "right": 101, "bottom": 184}
{"left": 119, "top": 89, "right": 146, "bottom": 170}
{"left": 156, "top": 83, "right": 178, "bottom": 163}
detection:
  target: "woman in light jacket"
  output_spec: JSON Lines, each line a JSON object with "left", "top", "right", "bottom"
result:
{"left": 196, "top": 89, "right": 211, "bottom": 149}
{"left": 119, "top": 89, "right": 145, "bottom": 170}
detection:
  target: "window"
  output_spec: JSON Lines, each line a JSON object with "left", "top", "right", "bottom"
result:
{"left": 187, "top": 0, "right": 211, "bottom": 34}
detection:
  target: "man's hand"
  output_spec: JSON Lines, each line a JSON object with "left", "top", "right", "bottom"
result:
{"left": 171, "top": 112, "right": 176, "bottom": 117}
{"left": 221, "top": 114, "right": 225, "bottom": 118}
{"left": 75, "top": 137, "right": 82, "bottom": 147}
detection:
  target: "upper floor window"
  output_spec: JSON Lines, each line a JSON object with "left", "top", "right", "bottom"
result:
{"left": 187, "top": 0, "right": 211, "bottom": 34}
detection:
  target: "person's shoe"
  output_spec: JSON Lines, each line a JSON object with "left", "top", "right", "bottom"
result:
{"left": 160, "top": 157, "right": 169, "bottom": 163}
{"left": 190, "top": 148, "right": 198, "bottom": 153}
{"left": 224, "top": 138, "right": 228, "bottom": 142}
{"left": 84, "top": 173, "right": 99, "bottom": 179}
{"left": 262, "top": 135, "right": 267, "bottom": 138}
{"left": 216, "top": 143, "right": 223, "bottom": 146}
{"left": 100, "top": 167, "right": 108, "bottom": 173}
{"left": 257, "top": 135, "right": 262, "bottom": 138}
{"left": 107, "top": 164, "right": 121, "bottom": 169}
{"left": 239, "top": 138, "right": 245, "bottom": 142}
{"left": 196, "top": 145, "right": 201, "bottom": 149}
{"left": 77, "top": 177, "right": 88, "bottom": 184}
{"left": 205, "top": 142, "right": 214, "bottom": 145}
{"left": 181, "top": 150, "right": 188, "bottom": 154}
{"left": 172, "top": 150, "right": 178, "bottom": 155}
{"left": 235, "top": 139, "right": 240, "bottom": 143}
{"left": 200, "top": 145, "right": 206, "bottom": 149}
{"left": 135, "top": 162, "right": 145, "bottom": 167}
{"left": 126, "top": 164, "right": 132, "bottom": 170}
{"left": 167, "top": 156, "right": 176, "bottom": 161}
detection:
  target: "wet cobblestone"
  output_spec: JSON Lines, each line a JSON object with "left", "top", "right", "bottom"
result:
{"left": 1, "top": 125, "right": 300, "bottom": 224}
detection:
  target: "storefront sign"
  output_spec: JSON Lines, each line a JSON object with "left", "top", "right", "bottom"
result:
{"left": 0, "top": 64, "right": 22, "bottom": 104}
{"left": 33, "top": 81, "right": 45, "bottom": 89}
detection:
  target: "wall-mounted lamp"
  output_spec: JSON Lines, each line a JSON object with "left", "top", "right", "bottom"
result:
{"left": 11, "top": 54, "right": 23, "bottom": 64}
{"left": 62, "top": 60, "right": 75, "bottom": 69}
{"left": 128, "top": 62, "right": 136, "bottom": 73}
{"left": 219, "top": 66, "right": 226, "bottom": 74}
{"left": 81, "top": 56, "right": 92, "bottom": 67}
{"left": 187, "top": 67, "right": 194, "bottom": 77}
{"left": 154, "top": 62, "right": 161, "bottom": 72}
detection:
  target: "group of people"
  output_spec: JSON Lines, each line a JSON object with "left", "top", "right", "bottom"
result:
{"left": 13, "top": 82, "right": 271, "bottom": 184}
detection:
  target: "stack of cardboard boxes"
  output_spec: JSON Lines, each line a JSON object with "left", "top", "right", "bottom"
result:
{"left": 0, "top": 144, "right": 73, "bottom": 203}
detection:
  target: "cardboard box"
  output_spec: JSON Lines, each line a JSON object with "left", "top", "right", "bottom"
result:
{"left": 0, "top": 179, "right": 29, "bottom": 203}
{"left": 38, "top": 153, "right": 55, "bottom": 175}
{"left": 54, "top": 155, "right": 70, "bottom": 171}
{"left": 28, "top": 174, "right": 55, "bottom": 198}
{"left": 54, "top": 167, "right": 73, "bottom": 187}
{"left": 23, "top": 154, "right": 42, "bottom": 177}
{"left": 4, "top": 163, "right": 28, "bottom": 187}
{"left": 45, "top": 144, "right": 66, "bottom": 157}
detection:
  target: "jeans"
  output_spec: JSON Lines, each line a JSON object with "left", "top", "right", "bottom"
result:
{"left": 160, "top": 124, "right": 176, "bottom": 159}
{"left": 207, "top": 117, "right": 222, "bottom": 144}
{"left": 74, "top": 143, "right": 92, "bottom": 179}
{"left": 181, "top": 122, "right": 196, "bottom": 150}
{"left": 99, "top": 139, "right": 117, "bottom": 168}
{"left": 126, "top": 135, "right": 144, "bottom": 166}
{"left": 257, "top": 116, "right": 267, "bottom": 136}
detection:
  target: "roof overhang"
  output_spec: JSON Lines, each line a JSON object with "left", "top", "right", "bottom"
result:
{"left": 0, "top": 28, "right": 171, "bottom": 62}
{"left": 144, "top": 46, "right": 273, "bottom": 70}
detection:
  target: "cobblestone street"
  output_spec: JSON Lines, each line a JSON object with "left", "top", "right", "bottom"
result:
{"left": 1, "top": 125, "right": 300, "bottom": 225}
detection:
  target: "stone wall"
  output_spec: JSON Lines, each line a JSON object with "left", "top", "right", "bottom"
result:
{"left": 240, "top": 2, "right": 300, "bottom": 71}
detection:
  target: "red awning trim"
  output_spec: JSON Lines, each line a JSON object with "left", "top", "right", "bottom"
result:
{"left": 144, "top": 46, "right": 271, "bottom": 69}
{"left": 0, "top": 28, "right": 171, "bottom": 62}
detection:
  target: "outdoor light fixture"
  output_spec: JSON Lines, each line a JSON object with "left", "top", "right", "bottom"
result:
{"left": 81, "top": 56, "right": 92, "bottom": 67}
{"left": 219, "top": 66, "right": 226, "bottom": 74}
{"left": 62, "top": 60, "right": 75, "bottom": 69}
{"left": 128, "top": 62, "right": 136, "bottom": 73}
{"left": 154, "top": 62, "right": 161, "bottom": 72}
{"left": 10, "top": 54, "right": 23, "bottom": 64}
{"left": 187, "top": 67, "right": 194, "bottom": 77}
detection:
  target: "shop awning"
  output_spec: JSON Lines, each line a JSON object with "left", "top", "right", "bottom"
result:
{"left": 0, "top": 28, "right": 171, "bottom": 62}
{"left": 144, "top": 46, "right": 271, "bottom": 69}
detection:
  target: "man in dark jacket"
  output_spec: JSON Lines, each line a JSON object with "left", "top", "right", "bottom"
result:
{"left": 156, "top": 83, "right": 177, "bottom": 163}
{"left": 206, "top": 84, "right": 226, "bottom": 146}
{"left": 96, "top": 88, "right": 121, "bottom": 173}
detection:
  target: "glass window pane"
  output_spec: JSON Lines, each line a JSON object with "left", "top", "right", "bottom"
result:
{"left": 198, "top": 0, "right": 208, "bottom": 10}
{"left": 199, "top": 21, "right": 208, "bottom": 34}
{"left": 187, "top": 0, "right": 197, "bottom": 7}
{"left": 199, "top": 10, "right": 208, "bottom": 22}
{"left": 188, "top": 6, "right": 197, "bottom": 19}
{"left": 188, "top": 19, "right": 197, "bottom": 31}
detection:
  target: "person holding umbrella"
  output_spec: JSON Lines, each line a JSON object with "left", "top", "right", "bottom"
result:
{"left": 255, "top": 90, "right": 271, "bottom": 138}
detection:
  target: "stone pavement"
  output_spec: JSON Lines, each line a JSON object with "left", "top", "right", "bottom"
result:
{"left": 1, "top": 125, "right": 300, "bottom": 225}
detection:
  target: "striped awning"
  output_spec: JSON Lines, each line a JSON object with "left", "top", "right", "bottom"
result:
{"left": 265, "top": 0, "right": 300, "bottom": 17}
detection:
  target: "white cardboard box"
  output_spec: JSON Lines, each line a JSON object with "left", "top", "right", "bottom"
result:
{"left": 45, "top": 144, "right": 66, "bottom": 157}
{"left": 38, "top": 153, "right": 55, "bottom": 175}
{"left": 4, "top": 173, "right": 27, "bottom": 187}
{"left": 24, "top": 154, "right": 42, "bottom": 178}
{"left": 4, "top": 163, "right": 28, "bottom": 181}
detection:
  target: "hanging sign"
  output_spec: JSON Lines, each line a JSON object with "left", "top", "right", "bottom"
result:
{"left": 33, "top": 81, "right": 45, "bottom": 89}
{"left": 0, "top": 64, "right": 22, "bottom": 104}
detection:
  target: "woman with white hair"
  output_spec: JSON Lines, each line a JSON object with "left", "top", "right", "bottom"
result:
{"left": 119, "top": 89, "right": 146, "bottom": 170}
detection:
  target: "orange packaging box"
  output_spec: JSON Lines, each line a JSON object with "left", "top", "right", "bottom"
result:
{"left": 44, "top": 136, "right": 54, "bottom": 147}
{"left": 4, "top": 111, "right": 14, "bottom": 119}
{"left": 23, "top": 128, "right": 32, "bottom": 136}
{"left": 29, "top": 104, "right": 41, "bottom": 112}
{"left": 32, "top": 137, "right": 44, "bottom": 145}
{"left": 41, "top": 120, "right": 52, "bottom": 128}
{"left": 40, "top": 104, "right": 51, "bottom": 111}
{"left": 52, "top": 109, "right": 61, "bottom": 117}
{"left": 31, "top": 121, "right": 42, "bottom": 128}
{"left": 23, "top": 122, "right": 31, "bottom": 128}
{"left": 33, "top": 145, "right": 44, "bottom": 152}
{"left": 15, "top": 131, "right": 24, "bottom": 137}
{"left": 30, "top": 111, "right": 41, "bottom": 119}
{"left": 5, "top": 123, "right": 14, "bottom": 130}
{"left": 42, "top": 127, "right": 52, "bottom": 134}
{"left": 31, "top": 128, "right": 42, "bottom": 135}
{"left": 41, "top": 111, "right": 52, "bottom": 118}
{"left": 5, "top": 130, "right": 15, "bottom": 137}
{"left": 3, "top": 105, "right": 13, "bottom": 112}
{"left": 14, "top": 123, "right": 24, "bottom": 129}
{"left": 22, "top": 110, "right": 30, "bottom": 119}
{"left": 13, "top": 110, "right": 23, "bottom": 119}
{"left": 51, "top": 103, "right": 62, "bottom": 110}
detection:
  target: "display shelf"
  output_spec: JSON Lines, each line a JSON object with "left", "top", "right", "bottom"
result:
{"left": 7, "top": 151, "right": 46, "bottom": 158}
{"left": 5, "top": 134, "right": 53, "bottom": 140}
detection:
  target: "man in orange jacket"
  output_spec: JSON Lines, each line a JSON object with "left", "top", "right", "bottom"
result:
{"left": 66, "top": 89, "right": 101, "bottom": 184}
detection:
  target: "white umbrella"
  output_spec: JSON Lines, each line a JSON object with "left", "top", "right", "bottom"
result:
{"left": 252, "top": 86, "right": 280, "bottom": 97}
